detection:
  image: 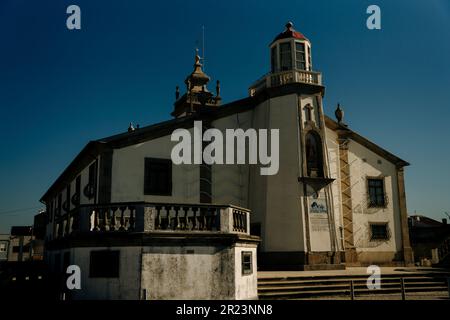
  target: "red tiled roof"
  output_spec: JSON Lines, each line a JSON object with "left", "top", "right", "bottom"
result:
{"left": 272, "top": 22, "right": 308, "bottom": 44}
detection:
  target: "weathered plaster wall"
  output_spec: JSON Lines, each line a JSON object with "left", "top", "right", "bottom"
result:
{"left": 140, "top": 244, "right": 258, "bottom": 300}
{"left": 48, "top": 246, "right": 142, "bottom": 300}
{"left": 259, "top": 94, "right": 305, "bottom": 252}
{"left": 348, "top": 140, "right": 403, "bottom": 264}
{"left": 111, "top": 132, "right": 199, "bottom": 204}
{"left": 210, "top": 110, "right": 253, "bottom": 208}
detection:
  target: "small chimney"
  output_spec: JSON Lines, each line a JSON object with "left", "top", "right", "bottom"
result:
{"left": 442, "top": 218, "right": 447, "bottom": 225}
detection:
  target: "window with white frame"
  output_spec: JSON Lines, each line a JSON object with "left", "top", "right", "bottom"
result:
{"left": 279, "top": 42, "right": 292, "bottom": 71}
{"left": 295, "top": 42, "right": 306, "bottom": 70}
{"left": 271, "top": 46, "right": 277, "bottom": 72}
{"left": 307, "top": 45, "right": 312, "bottom": 70}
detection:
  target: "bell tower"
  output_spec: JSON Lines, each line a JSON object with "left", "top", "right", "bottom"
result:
{"left": 172, "top": 49, "right": 221, "bottom": 118}
{"left": 248, "top": 22, "right": 343, "bottom": 269}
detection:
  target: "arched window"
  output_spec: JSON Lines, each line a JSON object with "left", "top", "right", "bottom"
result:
{"left": 304, "top": 104, "right": 312, "bottom": 121}
{"left": 305, "top": 131, "right": 323, "bottom": 177}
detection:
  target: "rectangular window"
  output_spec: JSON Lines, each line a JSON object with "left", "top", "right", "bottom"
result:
{"left": 85, "top": 162, "right": 98, "bottom": 200}
{"left": 295, "top": 42, "right": 306, "bottom": 70}
{"left": 307, "top": 46, "right": 312, "bottom": 70}
{"left": 368, "top": 178, "right": 386, "bottom": 207}
{"left": 12, "top": 246, "right": 21, "bottom": 253}
{"left": 370, "top": 223, "right": 389, "bottom": 240}
{"left": 0, "top": 243, "right": 6, "bottom": 252}
{"left": 57, "top": 193, "right": 62, "bottom": 216}
{"left": 271, "top": 46, "right": 277, "bottom": 72}
{"left": 65, "top": 184, "right": 71, "bottom": 213}
{"left": 241, "top": 251, "right": 253, "bottom": 275}
{"left": 279, "top": 42, "right": 292, "bottom": 71}
{"left": 89, "top": 250, "right": 120, "bottom": 278}
{"left": 72, "top": 175, "right": 81, "bottom": 206}
{"left": 144, "top": 158, "right": 172, "bottom": 196}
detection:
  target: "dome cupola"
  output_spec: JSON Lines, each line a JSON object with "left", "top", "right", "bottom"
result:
{"left": 270, "top": 22, "right": 312, "bottom": 73}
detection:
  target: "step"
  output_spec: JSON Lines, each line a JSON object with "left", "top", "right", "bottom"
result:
{"left": 258, "top": 281, "right": 446, "bottom": 293}
{"left": 258, "top": 286, "right": 449, "bottom": 300}
{"left": 258, "top": 273, "right": 450, "bottom": 283}
{"left": 258, "top": 276, "right": 447, "bottom": 287}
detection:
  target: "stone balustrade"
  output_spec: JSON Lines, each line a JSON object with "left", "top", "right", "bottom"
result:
{"left": 52, "top": 202, "right": 250, "bottom": 239}
{"left": 249, "top": 69, "right": 322, "bottom": 96}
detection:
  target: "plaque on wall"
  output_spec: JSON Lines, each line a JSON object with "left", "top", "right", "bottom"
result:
{"left": 309, "top": 190, "right": 328, "bottom": 214}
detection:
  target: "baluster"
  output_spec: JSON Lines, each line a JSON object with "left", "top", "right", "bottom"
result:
{"left": 198, "top": 208, "right": 203, "bottom": 230}
{"left": 173, "top": 206, "right": 180, "bottom": 230}
{"left": 212, "top": 208, "right": 219, "bottom": 231}
{"left": 128, "top": 206, "right": 135, "bottom": 231}
{"left": 65, "top": 213, "right": 70, "bottom": 235}
{"left": 234, "top": 210, "right": 242, "bottom": 232}
{"left": 100, "top": 208, "right": 108, "bottom": 231}
{"left": 163, "top": 206, "right": 170, "bottom": 230}
{"left": 69, "top": 214, "right": 73, "bottom": 234}
{"left": 200, "top": 208, "right": 207, "bottom": 230}
{"left": 182, "top": 207, "right": 189, "bottom": 230}
{"left": 236, "top": 210, "right": 241, "bottom": 232}
{"left": 204, "top": 208, "right": 210, "bottom": 231}
{"left": 192, "top": 207, "right": 198, "bottom": 230}
{"left": 119, "top": 206, "right": 126, "bottom": 231}
{"left": 110, "top": 207, "right": 117, "bottom": 231}
{"left": 237, "top": 211, "right": 242, "bottom": 232}
{"left": 56, "top": 222, "right": 60, "bottom": 238}
{"left": 209, "top": 208, "right": 215, "bottom": 231}
{"left": 155, "top": 206, "right": 162, "bottom": 230}
{"left": 93, "top": 208, "right": 100, "bottom": 231}
{"left": 205, "top": 208, "right": 213, "bottom": 230}
{"left": 71, "top": 210, "right": 79, "bottom": 233}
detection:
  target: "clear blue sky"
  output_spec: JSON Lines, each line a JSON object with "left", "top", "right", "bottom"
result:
{"left": 0, "top": 0, "right": 449, "bottom": 233}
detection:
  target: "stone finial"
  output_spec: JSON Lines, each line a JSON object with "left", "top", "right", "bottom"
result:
{"left": 195, "top": 48, "right": 201, "bottom": 65}
{"left": 175, "top": 85, "right": 180, "bottom": 100}
{"left": 216, "top": 80, "right": 221, "bottom": 98}
{"left": 335, "top": 103, "right": 344, "bottom": 124}
{"left": 285, "top": 21, "right": 294, "bottom": 30}
{"left": 128, "top": 122, "right": 135, "bottom": 132}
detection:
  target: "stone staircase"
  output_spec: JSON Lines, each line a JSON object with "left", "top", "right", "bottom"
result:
{"left": 258, "top": 271, "right": 450, "bottom": 299}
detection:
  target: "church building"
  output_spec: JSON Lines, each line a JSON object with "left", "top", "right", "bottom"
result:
{"left": 40, "top": 22, "right": 413, "bottom": 299}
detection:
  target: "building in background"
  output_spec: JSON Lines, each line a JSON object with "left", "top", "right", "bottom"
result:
{"left": 31, "top": 212, "right": 46, "bottom": 261}
{"left": 409, "top": 215, "right": 450, "bottom": 265}
{"left": 8, "top": 226, "right": 33, "bottom": 262}
{"left": 0, "top": 235, "right": 10, "bottom": 263}
{"left": 0, "top": 214, "right": 51, "bottom": 300}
